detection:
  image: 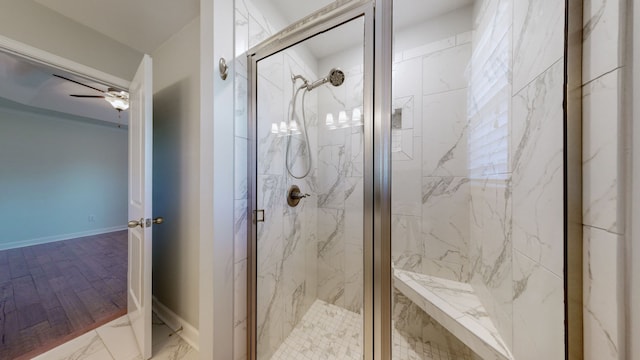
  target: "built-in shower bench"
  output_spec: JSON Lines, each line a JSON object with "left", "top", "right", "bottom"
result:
{"left": 393, "top": 268, "right": 513, "bottom": 360}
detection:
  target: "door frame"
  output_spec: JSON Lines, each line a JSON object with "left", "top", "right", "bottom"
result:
{"left": 0, "top": 32, "right": 135, "bottom": 347}
{"left": 245, "top": 1, "right": 391, "bottom": 358}
{"left": 0, "top": 35, "right": 130, "bottom": 91}
{"left": 198, "top": 0, "right": 236, "bottom": 358}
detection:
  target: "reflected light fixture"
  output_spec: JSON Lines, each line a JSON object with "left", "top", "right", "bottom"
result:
{"left": 279, "top": 121, "right": 288, "bottom": 134}
{"left": 352, "top": 108, "right": 362, "bottom": 126}
{"left": 326, "top": 113, "right": 336, "bottom": 129}
{"left": 338, "top": 110, "right": 348, "bottom": 128}
{"left": 289, "top": 121, "right": 301, "bottom": 135}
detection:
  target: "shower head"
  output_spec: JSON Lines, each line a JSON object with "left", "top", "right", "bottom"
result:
{"left": 327, "top": 68, "right": 345, "bottom": 87}
{"left": 306, "top": 68, "right": 345, "bottom": 91}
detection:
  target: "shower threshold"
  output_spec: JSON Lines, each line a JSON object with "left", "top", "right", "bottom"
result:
{"left": 393, "top": 269, "right": 513, "bottom": 360}
{"left": 270, "top": 299, "right": 472, "bottom": 360}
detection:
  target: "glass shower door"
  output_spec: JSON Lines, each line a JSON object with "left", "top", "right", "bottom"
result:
{"left": 252, "top": 16, "right": 366, "bottom": 360}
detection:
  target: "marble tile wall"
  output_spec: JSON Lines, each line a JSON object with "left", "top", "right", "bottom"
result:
{"left": 232, "top": 0, "right": 588, "bottom": 359}
{"left": 234, "top": 4, "right": 250, "bottom": 359}
{"left": 254, "top": 52, "right": 320, "bottom": 360}
{"left": 391, "top": 28, "right": 473, "bottom": 283}
{"left": 233, "top": 1, "right": 320, "bottom": 359}
{"left": 393, "top": 0, "right": 568, "bottom": 358}
{"left": 316, "top": 57, "right": 365, "bottom": 313}
{"left": 582, "top": 0, "right": 626, "bottom": 358}
{"left": 510, "top": 1, "right": 567, "bottom": 358}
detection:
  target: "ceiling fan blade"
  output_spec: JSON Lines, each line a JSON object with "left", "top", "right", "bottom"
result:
{"left": 70, "top": 94, "right": 105, "bottom": 98}
{"left": 53, "top": 74, "right": 105, "bottom": 93}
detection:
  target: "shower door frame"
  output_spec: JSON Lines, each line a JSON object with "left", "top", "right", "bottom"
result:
{"left": 245, "top": 0, "right": 392, "bottom": 359}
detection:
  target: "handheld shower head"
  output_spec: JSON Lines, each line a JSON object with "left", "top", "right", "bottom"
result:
{"left": 306, "top": 68, "right": 345, "bottom": 91}
{"left": 327, "top": 68, "right": 345, "bottom": 87}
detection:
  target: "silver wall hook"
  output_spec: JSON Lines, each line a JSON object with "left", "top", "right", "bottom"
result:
{"left": 219, "top": 57, "right": 229, "bottom": 80}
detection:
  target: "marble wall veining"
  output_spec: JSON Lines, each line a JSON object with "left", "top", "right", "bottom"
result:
{"left": 234, "top": 2, "right": 364, "bottom": 359}
{"left": 233, "top": 1, "right": 320, "bottom": 359}
{"left": 582, "top": 0, "right": 627, "bottom": 358}
{"left": 230, "top": 0, "right": 595, "bottom": 359}
{"left": 391, "top": 18, "right": 474, "bottom": 283}
{"left": 475, "top": 0, "right": 566, "bottom": 358}
{"left": 510, "top": 60, "right": 566, "bottom": 359}
{"left": 233, "top": 4, "right": 250, "bottom": 359}
{"left": 316, "top": 45, "right": 365, "bottom": 313}
{"left": 254, "top": 50, "right": 320, "bottom": 360}
{"left": 391, "top": 0, "right": 568, "bottom": 358}
{"left": 467, "top": 1, "right": 514, "bottom": 339}
{"left": 391, "top": 6, "right": 478, "bottom": 356}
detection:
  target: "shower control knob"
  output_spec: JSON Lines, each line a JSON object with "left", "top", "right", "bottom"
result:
{"left": 287, "top": 185, "right": 311, "bottom": 207}
{"left": 291, "top": 191, "right": 310, "bottom": 200}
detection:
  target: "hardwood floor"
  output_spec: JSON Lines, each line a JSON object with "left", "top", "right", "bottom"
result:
{"left": 0, "top": 231, "right": 128, "bottom": 359}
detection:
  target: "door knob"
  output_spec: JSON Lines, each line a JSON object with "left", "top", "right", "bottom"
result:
{"left": 128, "top": 218, "right": 144, "bottom": 228}
{"left": 153, "top": 217, "right": 164, "bottom": 225}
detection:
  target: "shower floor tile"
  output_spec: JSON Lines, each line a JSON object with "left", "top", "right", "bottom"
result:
{"left": 270, "top": 299, "right": 466, "bottom": 360}
{"left": 270, "top": 299, "right": 361, "bottom": 360}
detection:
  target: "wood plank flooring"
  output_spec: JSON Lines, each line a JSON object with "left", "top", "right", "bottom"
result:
{"left": 0, "top": 231, "right": 127, "bottom": 359}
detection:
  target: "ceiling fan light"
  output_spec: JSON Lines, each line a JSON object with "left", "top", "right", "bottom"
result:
{"left": 105, "top": 90, "right": 129, "bottom": 111}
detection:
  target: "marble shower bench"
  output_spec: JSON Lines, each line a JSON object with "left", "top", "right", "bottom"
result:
{"left": 393, "top": 268, "right": 513, "bottom": 360}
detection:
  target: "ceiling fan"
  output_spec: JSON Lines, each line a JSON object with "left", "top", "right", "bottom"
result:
{"left": 53, "top": 74, "right": 130, "bottom": 113}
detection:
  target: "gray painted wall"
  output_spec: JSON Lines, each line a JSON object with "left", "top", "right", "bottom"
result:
{"left": 151, "top": 17, "right": 200, "bottom": 329}
{"left": 0, "top": 101, "right": 128, "bottom": 248}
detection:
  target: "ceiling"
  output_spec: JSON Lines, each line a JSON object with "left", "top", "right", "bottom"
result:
{"left": 34, "top": 0, "right": 199, "bottom": 54}
{"left": 269, "top": 0, "right": 474, "bottom": 59}
{"left": 1, "top": 0, "right": 199, "bottom": 126}
{"left": 0, "top": 51, "right": 128, "bottom": 126}
{"left": 304, "top": 18, "right": 365, "bottom": 60}
{"left": 0, "top": 0, "right": 472, "bottom": 126}
{"left": 270, "top": 0, "right": 473, "bottom": 30}
{"left": 31, "top": 0, "right": 471, "bottom": 60}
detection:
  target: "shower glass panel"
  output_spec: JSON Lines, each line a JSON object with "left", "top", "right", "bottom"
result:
{"left": 391, "top": 0, "right": 568, "bottom": 359}
{"left": 254, "top": 16, "right": 365, "bottom": 360}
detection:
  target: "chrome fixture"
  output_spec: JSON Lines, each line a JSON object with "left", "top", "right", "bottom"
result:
{"left": 287, "top": 185, "right": 310, "bottom": 207}
{"left": 219, "top": 57, "right": 229, "bottom": 80}
{"left": 286, "top": 68, "right": 345, "bottom": 179}
{"left": 306, "top": 68, "right": 345, "bottom": 91}
{"left": 128, "top": 218, "right": 144, "bottom": 228}
{"left": 128, "top": 217, "right": 164, "bottom": 228}
{"left": 290, "top": 68, "right": 345, "bottom": 92}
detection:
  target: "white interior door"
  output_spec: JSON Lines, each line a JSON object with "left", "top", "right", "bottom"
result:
{"left": 128, "top": 54, "right": 153, "bottom": 359}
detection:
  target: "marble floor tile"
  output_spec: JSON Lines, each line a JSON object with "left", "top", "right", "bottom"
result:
{"left": 270, "top": 299, "right": 467, "bottom": 360}
{"left": 95, "top": 317, "right": 140, "bottom": 360}
{"left": 34, "top": 313, "right": 198, "bottom": 360}
{"left": 32, "top": 331, "right": 112, "bottom": 360}
{"left": 151, "top": 314, "right": 199, "bottom": 360}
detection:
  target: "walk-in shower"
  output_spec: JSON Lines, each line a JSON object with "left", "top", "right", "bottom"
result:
{"left": 242, "top": 0, "right": 582, "bottom": 359}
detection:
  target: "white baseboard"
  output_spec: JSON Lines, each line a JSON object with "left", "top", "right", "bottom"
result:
{"left": 0, "top": 226, "right": 127, "bottom": 251}
{"left": 152, "top": 296, "right": 199, "bottom": 351}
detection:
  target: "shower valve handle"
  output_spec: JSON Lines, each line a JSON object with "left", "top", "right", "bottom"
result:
{"left": 287, "top": 185, "right": 310, "bottom": 207}
{"left": 291, "top": 191, "right": 310, "bottom": 200}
